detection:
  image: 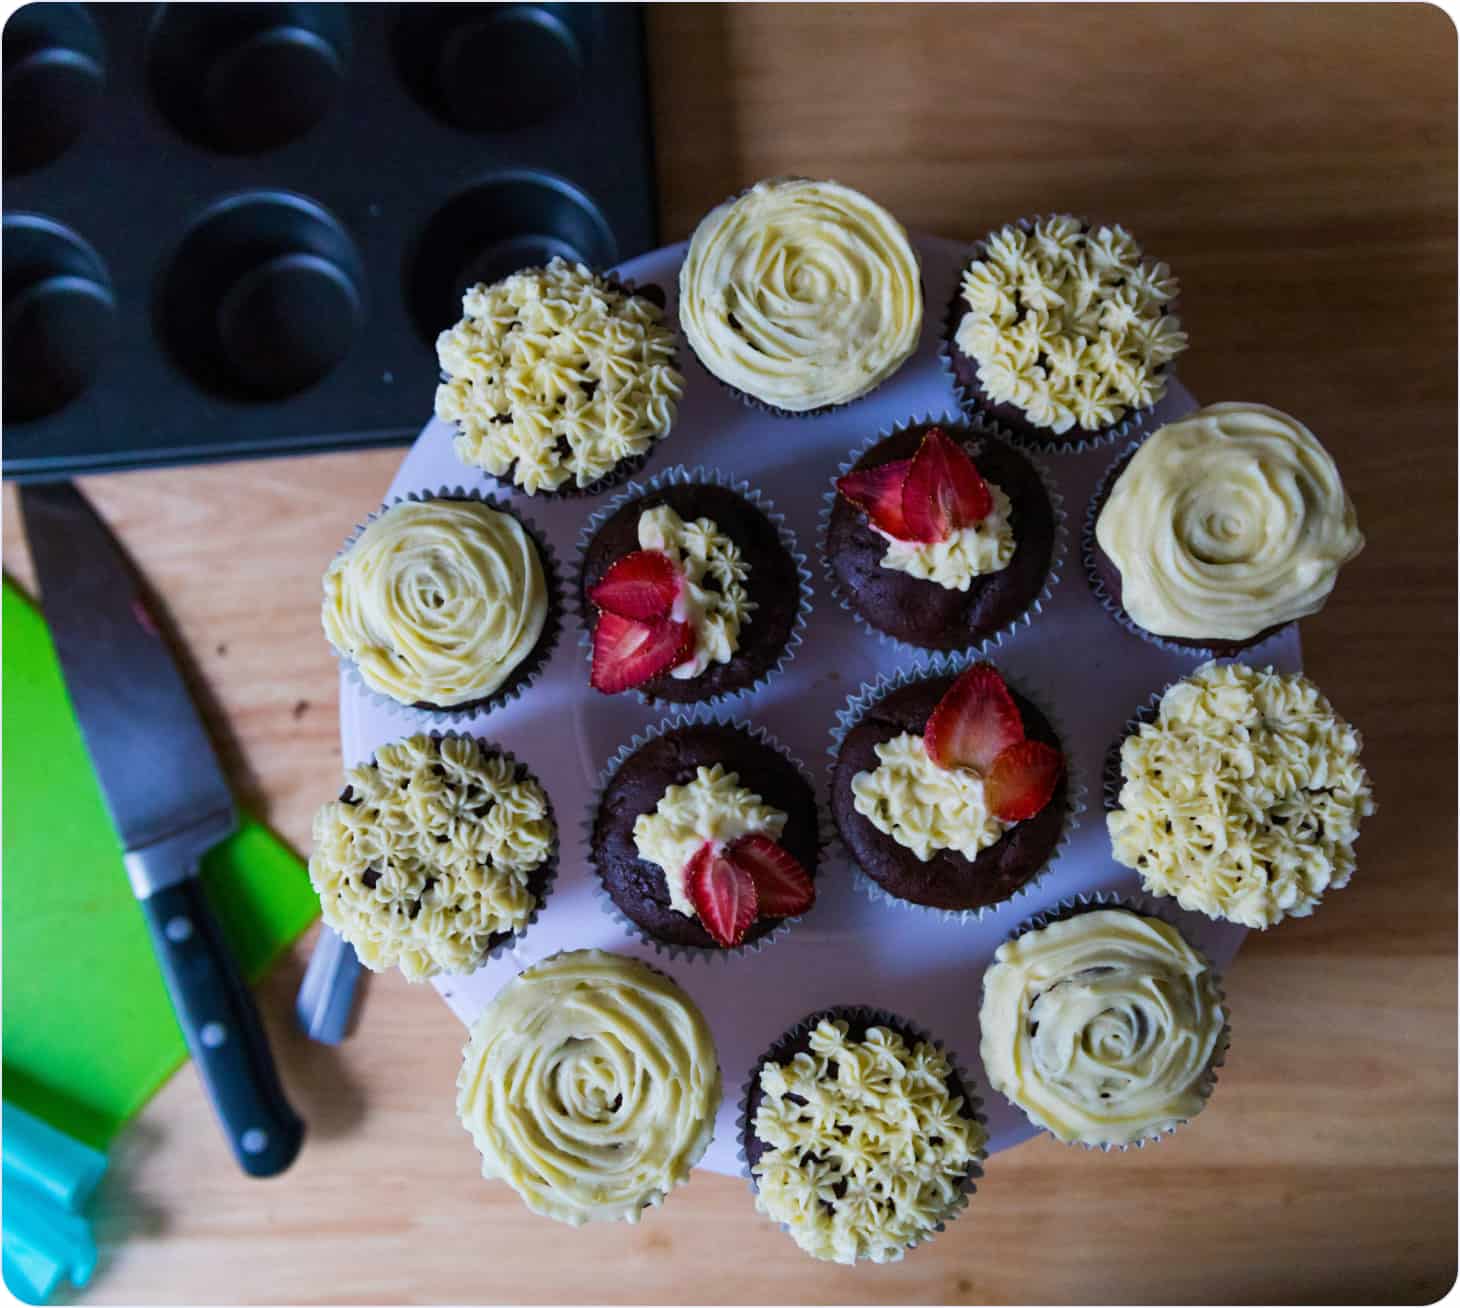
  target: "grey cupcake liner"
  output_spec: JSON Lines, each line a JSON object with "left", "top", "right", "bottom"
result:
{"left": 583, "top": 707, "right": 832, "bottom": 964}
{"left": 573, "top": 464, "right": 814, "bottom": 708}
{"left": 328, "top": 486, "right": 564, "bottom": 725}
{"left": 735, "top": 1003, "right": 987, "bottom": 1265}
{"left": 986, "top": 890, "right": 1231, "bottom": 1152}
{"left": 826, "top": 653, "right": 1087, "bottom": 924}
{"left": 818, "top": 414, "right": 1067, "bottom": 657}
{"left": 939, "top": 213, "right": 1184, "bottom": 455}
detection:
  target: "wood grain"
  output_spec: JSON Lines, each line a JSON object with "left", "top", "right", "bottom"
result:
{"left": 5, "top": 4, "right": 1455, "bottom": 1303}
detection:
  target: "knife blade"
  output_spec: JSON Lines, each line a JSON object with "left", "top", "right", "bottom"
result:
{"left": 19, "top": 481, "right": 304, "bottom": 1178}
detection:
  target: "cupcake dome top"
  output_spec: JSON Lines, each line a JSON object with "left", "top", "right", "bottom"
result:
{"left": 678, "top": 177, "right": 922, "bottom": 412}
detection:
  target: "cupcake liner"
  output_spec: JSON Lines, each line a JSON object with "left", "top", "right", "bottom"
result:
{"left": 826, "top": 653, "right": 1087, "bottom": 924}
{"left": 573, "top": 464, "right": 814, "bottom": 708}
{"left": 328, "top": 486, "right": 564, "bottom": 725}
{"left": 987, "top": 890, "right": 1231, "bottom": 1152}
{"left": 735, "top": 1004, "right": 987, "bottom": 1264}
{"left": 939, "top": 213, "right": 1184, "bottom": 454}
{"left": 583, "top": 707, "right": 832, "bottom": 964}
{"left": 818, "top": 414, "right": 1066, "bottom": 657}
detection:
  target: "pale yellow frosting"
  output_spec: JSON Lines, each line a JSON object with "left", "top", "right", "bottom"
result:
{"left": 637, "top": 505, "right": 754, "bottom": 679}
{"left": 633, "top": 765, "right": 786, "bottom": 918}
{"left": 877, "top": 482, "right": 1015, "bottom": 590}
{"left": 322, "top": 499, "right": 546, "bottom": 707}
{"left": 955, "top": 215, "right": 1187, "bottom": 433}
{"left": 457, "top": 950, "right": 720, "bottom": 1225}
{"left": 1095, "top": 403, "right": 1365, "bottom": 640}
{"left": 678, "top": 178, "right": 922, "bottom": 411}
{"left": 851, "top": 733, "right": 1008, "bottom": 861}
{"left": 752, "top": 1018, "right": 985, "bottom": 1264}
{"left": 1108, "top": 661, "right": 1374, "bottom": 928}
{"left": 435, "top": 258, "right": 683, "bottom": 493}
{"left": 979, "top": 910, "right": 1225, "bottom": 1147}
{"left": 309, "top": 735, "right": 554, "bottom": 980}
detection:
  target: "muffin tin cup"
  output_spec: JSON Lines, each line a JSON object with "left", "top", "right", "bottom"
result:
{"left": 328, "top": 486, "right": 564, "bottom": 726}
{"left": 735, "top": 1004, "right": 987, "bottom": 1265}
{"left": 583, "top": 707, "right": 830, "bottom": 965}
{"left": 572, "top": 464, "right": 814, "bottom": 709}
{"left": 987, "top": 891, "right": 1231, "bottom": 1152}
{"left": 827, "top": 653, "right": 1088, "bottom": 926}
{"left": 939, "top": 212, "right": 1185, "bottom": 455}
{"left": 818, "top": 413, "right": 1067, "bottom": 659}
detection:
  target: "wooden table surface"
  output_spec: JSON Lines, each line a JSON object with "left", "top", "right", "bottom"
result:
{"left": 4, "top": 5, "right": 1455, "bottom": 1303}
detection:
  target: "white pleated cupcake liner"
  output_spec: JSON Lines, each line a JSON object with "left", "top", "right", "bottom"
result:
{"left": 572, "top": 464, "right": 814, "bottom": 709}
{"left": 826, "top": 653, "right": 1087, "bottom": 925}
{"left": 985, "top": 890, "right": 1231, "bottom": 1152}
{"left": 327, "top": 486, "right": 564, "bottom": 725}
{"left": 735, "top": 1004, "right": 988, "bottom": 1265}
{"left": 817, "top": 414, "right": 1067, "bottom": 659}
{"left": 583, "top": 706, "right": 833, "bottom": 964}
{"left": 938, "top": 212, "right": 1184, "bottom": 455}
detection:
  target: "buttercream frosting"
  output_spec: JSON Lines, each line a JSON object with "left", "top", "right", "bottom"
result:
{"left": 1095, "top": 403, "right": 1365, "bottom": 640}
{"left": 457, "top": 950, "right": 720, "bottom": 1225}
{"left": 752, "top": 1018, "right": 985, "bottom": 1264}
{"left": 309, "top": 735, "right": 554, "bottom": 980}
{"left": 954, "top": 215, "right": 1187, "bottom": 433}
{"left": 877, "top": 482, "right": 1015, "bottom": 590}
{"left": 679, "top": 177, "right": 922, "bottom": 412}
{"left": 1108, "top": 661, "right": 1374, "bottom": 928}
{"left": 979, "top": 909, "right": 1225, "bottom": 1147}
{"left": 322, "top": 499, "right": 547, "bottom": 707}
{"left": 436, "top": 258, "right": 683, "bottom": 493}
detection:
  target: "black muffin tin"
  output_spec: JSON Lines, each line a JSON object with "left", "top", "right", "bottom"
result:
{"left": 2, "top": 3, "right": 658, "bottom": 481}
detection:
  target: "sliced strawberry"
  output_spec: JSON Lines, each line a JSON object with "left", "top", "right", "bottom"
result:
{"left": 985, "top": 740, "right": 1064, "bottom": 821}
{"left": 924, "top": 663, "right": 1025, "bottom": 772}
{"left": 686, "top": 842, "right": 758, "bottom": 948}
{"left": 836, "top": 459, "right": 913, "bottom": 539}
{"left": 590, "top": 612, "right": 694, "bottom": 694}
{"left": 725, "top": 833, "right": 815, "bottom": 918}
{"left": 588, "top": 549, "right": 679, "bottom": 620}
{"left": 900, "top": 427, "right": 994, "bottom": 543}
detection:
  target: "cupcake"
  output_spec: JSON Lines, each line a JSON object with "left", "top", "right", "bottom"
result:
{"left": 980, "top": 902, "right": 1227, "bottom": 1148}
{"left": 824, "top": 421, "right": 1059, "bottom": 651}
{"left": 309, "top": 734, "right": 556, "bottom": 980}
{"left": 578, "top": 469, "right": 809, "bottom": 703}
{"left": 678, "top": 177, "right": 922, "bottom": 415}
{"left": 434, "top": 258, "right": 683, "bottom": 495}
{"left": 1106, "top": 661, "right": 1375, "bottom": 929}
{"left": 590, "top": 720, "right": 819, "bottom": 952}
{"left": 944, "top": 214, "right": 1188, "bottom": 448}
{"left": 322, "top": 495, "right": 559, "bottom": 716}
{"left": 1087, "top": 402, "right": 1365, "bottom": 654}
{"left": 457, "top": 950, "right": 720, "bottom": 1224}
{"left": 742, "top": 1008, "right": 986, "bottom": 1264}
{"left": 831, "top": 660, "right": 1070, "bottom": 915}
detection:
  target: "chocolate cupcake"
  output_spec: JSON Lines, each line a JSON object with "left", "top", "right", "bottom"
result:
{"left": 823, "top": 420, "right": 1060, "bottom": 652}
{"left": 590, "top": 719, "right": 820, "bottom": 955}
{"left": 830, "top": 659, "right": 1075, "bottom": 917}
{"left": 577, "top": 467, "right": 811, "bottom": 705}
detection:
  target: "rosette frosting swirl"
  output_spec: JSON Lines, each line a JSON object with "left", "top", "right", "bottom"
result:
{"left": 457, "top": 950, "right": 721, "bottom": 1226}
{"left": 679, "top": 178, "right": 922, "bottom": 411}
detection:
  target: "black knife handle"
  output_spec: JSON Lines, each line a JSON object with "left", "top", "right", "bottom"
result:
{"left": 140, "top": 879, "right": 305, "bottom": 1177}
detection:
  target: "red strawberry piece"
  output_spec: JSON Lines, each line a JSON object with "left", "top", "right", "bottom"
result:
{"left": 588, "top": 549, "right": 679, "bottom": 621}
{"left": 725, "top": 833, "right": 815, "bottom": 918}
{"left": 836, "top": 459, "right": 914, "bottom": 540}
{"left": 924, "top": 662, "right": 1025, "bottom": 772}
{"left": 900, "top": 427, "right": 994, "bottom": 543}
{"left": 985, "top": 740, "right": 1064, "bottom": 821}
{"left": 686, "top": 841, "right": 758, "bottom": 948}
{"left": 590, "top": 612, "right": 694, "bottom": 694}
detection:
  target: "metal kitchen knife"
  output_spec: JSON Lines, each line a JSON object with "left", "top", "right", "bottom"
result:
{"left": 19, "top": 481, "right": 304, "bottom": 1178}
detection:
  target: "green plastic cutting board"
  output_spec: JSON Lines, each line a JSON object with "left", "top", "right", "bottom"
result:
{"left": 2, "top": 579, "right": 320, "bottom": 1150}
